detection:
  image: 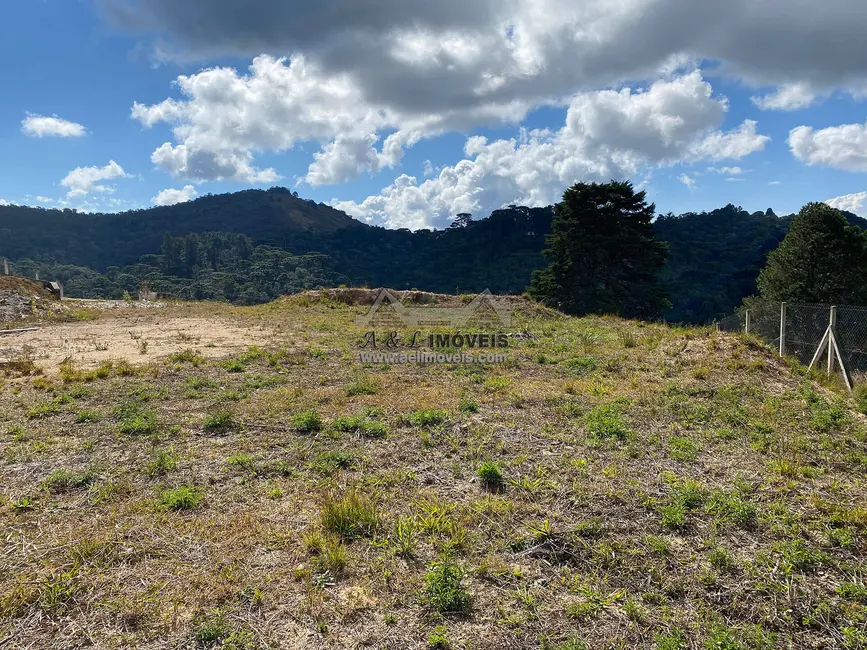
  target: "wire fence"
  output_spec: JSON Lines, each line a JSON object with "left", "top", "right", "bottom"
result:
{"left": 718, "top": 301, "right": 867, "bottom": 387}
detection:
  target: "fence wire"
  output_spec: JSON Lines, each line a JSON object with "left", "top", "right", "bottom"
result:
{"left": 717, "top": 301, "right": 867, "bottom": 382}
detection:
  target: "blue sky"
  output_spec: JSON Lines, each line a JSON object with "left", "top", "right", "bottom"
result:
{"left": 2, "top": 0, "right": 867, "bottom": 229}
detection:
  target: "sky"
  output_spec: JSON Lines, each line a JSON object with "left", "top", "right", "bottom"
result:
{"left": 2, "top": 0, "right": 867, "bottom": 230}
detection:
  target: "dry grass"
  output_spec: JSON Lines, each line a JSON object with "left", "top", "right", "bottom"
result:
{"left": 0, "top": 293, "right": 864, "bottom": 649}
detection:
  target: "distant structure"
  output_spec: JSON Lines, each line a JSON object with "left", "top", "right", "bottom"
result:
{"left": 0, "top": 258, "right": 63, "bottom": 298}
{"left": 138, "top": 283, "right": 171, "bottom": 301}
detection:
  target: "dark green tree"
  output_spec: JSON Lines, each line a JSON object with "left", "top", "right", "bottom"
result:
{"left": 757, "top": 202, "right": 867, "bottom": 304}
{"left": 528, "top": 181, "right": 669, "bottom": 318}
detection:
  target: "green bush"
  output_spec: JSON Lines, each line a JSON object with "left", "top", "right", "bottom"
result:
{"left": 425, "top": 557, "right": 470, "bottom": 612}
{"left": 407, "top": 409, "right": 449, "bottom": 428}
{"left": 160, "top": 485, "right": 203, "bottom": 511}
{"left": 203, "top": 410, "right": 239, "bottom": 433}
{"left": 114, "top": 401, "right": 158, "bottom": 435}
{"left": 332, "top": 414, "right": 388, "bottom": 438}
{"left": 321, "top": 490, "right": 379, "bottom": 539}
{"left": 584, "top": 403, "right": 629, "bottom": 440}
{"left": 477, "top": 461, "right": 504, "bottom": 490}
{"left": 42, "top": 468, "right": 97, "bottom": 493}
{"left": 292, "top": 409, "right": 322, "bottom": 433}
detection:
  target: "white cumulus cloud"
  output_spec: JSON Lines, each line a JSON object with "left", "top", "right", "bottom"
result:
{"left": 332, "top": 72, "right": 768, "bottom": 229}
{"left": 751, "top": 83, "right": 817, "bottom": 111}
{"left": 60, "top": 161, "right": 130, "bottom": 198}
{"left": 789, "top": 122, "right": 867, "bottom": 172}
{"left": 152, "top": 185, "right": 198, "bottom": 206}
{"left": 679, "top": 174, "right": 696, "bottom": 188}
{"left": 21, "top": 113, "right": 86, "bottom": 138}
{"left": 826, "top": 191, "right": 867, "bottom": 216}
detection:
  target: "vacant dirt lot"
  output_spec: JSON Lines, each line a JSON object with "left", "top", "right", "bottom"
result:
{"left": 0, "top": 303, "right": 282, "bottom": 374}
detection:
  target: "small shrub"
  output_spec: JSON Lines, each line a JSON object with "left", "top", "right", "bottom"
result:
{"left": 660, "top": 502, "right": 687, "bottom": 529}
{"left": 320, "top": 490, "right": 379, "bottom": 539}
{"left": 428, "top": 625, "right": 451, "bottom": 649}
{"left": 458, "top": 394, "right": 479, "bottom": 414}
{"left": 774, "top": 539, "right": 827, "bottom": 572}
{"left": 314, "top": 451, "right": 356, "bottom": 475}
{"left": 168, "top": 348, "right": 203, "bottom": 366}
{"left": 584, "top": 403, "right": 629, "bottom": 440}
{"left": 11, "top": 495, "right": 34, "bottom": 511}
{"left": 145, "top": 447, "right": 179, "bottom": 478}
{"left": 425, "top": 557, "right": 470, "bottom": 612}
{"left": 708, "top": 547, "right": 736, "bottom": 573}
{"left": 115, "top": 402, "right": 157, "bottom": 435}
{"left": 225, "top": 453, "right": 256, "bottom": 472}
{"left": 160, "top": 485, "right": 203, "bottom": 511}
{"left": 42, "top": 468, "right": 97, "bottom": 493}
{"left": 704, "top": 626, "right": 740, "bottom": 650}
{"left": 563, "top": 356, "right": 598, "bottom": 375}
{"left": 203, "top": 410, "right": 239, "bottom": 433}
{"left": 393, "top": 516, "right": 418, "bottom": 557}
{"left": 332, "top": 415, "right": 388, "bottom": 438}
{"left": 305, "top": 532, "right": 349, "bottom": 577}
{"left": 75, "top": 409, "right": 100, "bottom": 423}
{"left": 837, "top": 581, "right": 867, "bottom": 602}
{"left": 654, "top": 630, "right": 687, "bottom": 650}
{"left": 345, "top": 377, "right": 377, "bottom": 396}
{"left": 292, "top": 409, "right": 322, "bottom": 433}
{"left": 668, "top": 436, "right": 699, "bottom": 462}
{"left": 477, "top": 461, "right": 504, "bottom": 490}
{"left": 407, "top": 409, "right": 449, "bottom": 428}
{"left": 220, "top": 359, "right": 246, "bottom": 373}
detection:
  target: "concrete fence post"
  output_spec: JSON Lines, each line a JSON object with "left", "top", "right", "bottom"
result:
{"left": 745, "top": 310, "right": 751, "bottom": 334}
{"left": 779, "top": 302, "right": 787, "bottom": 357}
{"left": 828, "top": 306, "right": 837, "bottom": 374}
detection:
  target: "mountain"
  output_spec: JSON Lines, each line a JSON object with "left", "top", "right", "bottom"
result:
{"left": 0, "top": 187, "right": 364, "bottom": 269}
{"left": 2, "top": 187, "right": 864, "bottom": 323}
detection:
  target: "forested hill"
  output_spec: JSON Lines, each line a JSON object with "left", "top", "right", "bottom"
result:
{"left": 0, "top": 187, "right": 364, "bottom": 269}
{"left": 1, "top": 186, "right": 864, "bottom": 323}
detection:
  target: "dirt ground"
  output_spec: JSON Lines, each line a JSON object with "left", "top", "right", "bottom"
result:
{"left": 0, "top": 303, "right": 280, "bottom": 373}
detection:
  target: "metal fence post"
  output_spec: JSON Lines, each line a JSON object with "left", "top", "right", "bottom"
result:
{"left": 745, "top": 310, "right": 751, "bottom": 334}
{"left": 779, "top": 302, "right": 787, "bottom": 357}
{"left": 828, "top": 306, "right": 837, "bottom": 374}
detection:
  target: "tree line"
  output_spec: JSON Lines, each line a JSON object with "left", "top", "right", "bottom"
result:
{"left": 1, "top": 184, "right": 863, "bottom": 321}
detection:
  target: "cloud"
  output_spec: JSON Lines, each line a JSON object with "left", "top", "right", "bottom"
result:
{"left": 751, "top": 83, "right": 816, "bottom": 111}
{"left": 708, "top": 166, "right": 744, "bottom": 175}
{"left": 152, "top": 185, "right": 198, "bottom": 206}
{"left": 679, "top": 174, "right": 696, "bottom": 188}
{"left": 21, "top": 113, "right": 86, "bottom": 137}
{"left": 789, "top": 122, "right": 867, "bottom": 172}
{"left": 105, "top": 0, "right": 867, "bottom": 116}
{"left": 332, "top": 73, "right": 768, "bottom": 229}
{"left": 35, "top": 196, "right": 54, "bottom": 203}
{"left": 423, "top": 160, "right": 435, "bottom": 177}
{"left": 120, "top": 0, "right": 852, "bottom": 189}
{"left": 0, "top": 199, "right": 9, "bottom": 206}
{"left": 60, "top": 160, "right": 130, "bottom": 197}
{"left": 826, "top": 191, "right": 867, "bottom": 216}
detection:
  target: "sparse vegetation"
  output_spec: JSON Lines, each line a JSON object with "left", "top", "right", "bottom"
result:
{"left": 425, "top": 556, "right": 470, "bottom": 612}
{"left": 159, "top": 485, "right": 203, "bottom": 511}
{"left": 0, "top": 292, "right": 864, "bottom": 648}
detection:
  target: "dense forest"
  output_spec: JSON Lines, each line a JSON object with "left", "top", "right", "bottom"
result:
{"left": 1, "top": 186, "right": 863, "bottom": 323}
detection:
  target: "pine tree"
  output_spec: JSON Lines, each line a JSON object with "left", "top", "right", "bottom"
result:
{"left": 528, "top": 181, "right": 669, "bottom": 318}
{"left": 757, "top": 202, "right": 867, "bottom": 304}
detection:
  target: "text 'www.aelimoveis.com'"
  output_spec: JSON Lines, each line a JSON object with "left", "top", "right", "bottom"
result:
{"left": 358, "top": 351, "right": 508, "bottom": 364}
